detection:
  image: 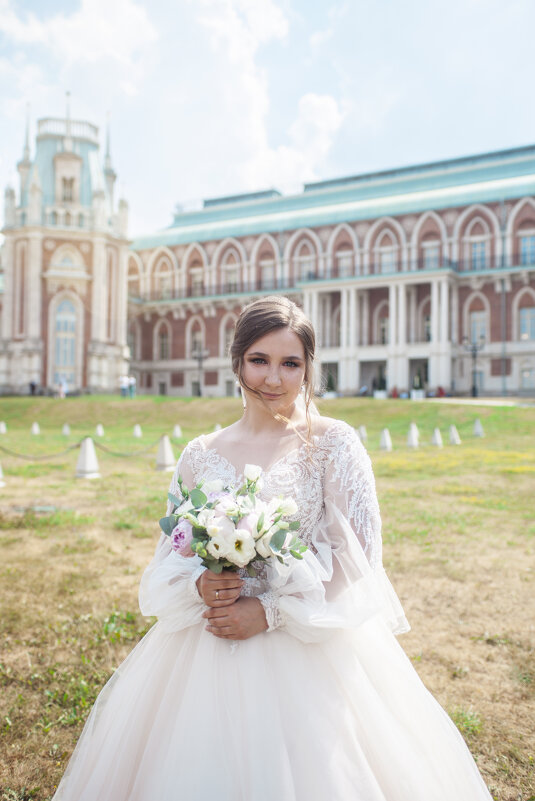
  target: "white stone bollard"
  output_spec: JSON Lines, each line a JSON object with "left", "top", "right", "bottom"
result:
{"left": 473, "top": 418, "right": 485, "bottom": 437}
{"left": 358, "top": 425, "right": 368, "bottom": 443}
{"left": 0, "top": 421, "right": 6, "bottom": 434}
{"left": 172, "top": 424, "right": 182, "bottom": 439}
{"left": 31, "top": 422, "right": 40, "bottom": 435}
{"left": 213, "top": 423, "right": 222, "bottom": 432}
{"left": 449, "top": 425, "right": 461, "bottom": 445}
{"left": 0, "top": 462, "right": 5, "bottom": 488}
{"left": 95, "top": 424, "right": 105, "bottom": 437}
{"left": 62, "top": 424, "right": 71, "bottom": 436}
{"left": 380, "top": 428, "right": 393, "bottom": 451}
{"left": 133, "top": 424, "right": 142, "bottom": 438}
{"left": 75, "top": 437, "right": 101, "bottom": 479}
{"left": 431, "top": 428, "right": 443, "bottom": 447}
{"left": 407, "top": 422, "right": 419, "bottom": 448}
{"left": 156, "top": 434, "right": 175, "bottom": 472}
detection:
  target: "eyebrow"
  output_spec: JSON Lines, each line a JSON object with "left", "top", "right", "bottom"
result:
{"left": 247, "top": 351, "right": 304, "bottom": 361}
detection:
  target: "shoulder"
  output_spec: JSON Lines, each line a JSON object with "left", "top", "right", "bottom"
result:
{"left": 313, "top": 416, "right": 360, "bottom": 445}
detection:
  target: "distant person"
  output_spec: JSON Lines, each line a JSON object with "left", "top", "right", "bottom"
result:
{"left": 119, "top": 374, "right": 129, "bottom": 398}
{"left": 29, "top": 381, "right": 36, "bottom": 396}
{"left": 128, "top": 374, "right": 136, "bottom": 398}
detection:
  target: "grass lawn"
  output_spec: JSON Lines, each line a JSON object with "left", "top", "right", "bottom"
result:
{"left": 0, "top": 396, "right": 534, "bottom": 801}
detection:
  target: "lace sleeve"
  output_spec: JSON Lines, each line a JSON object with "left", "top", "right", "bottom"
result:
{"left": 322, "top": 422, "right": 383, "bottom": 570}
{"left": 138, "top": 440, "right": 207, "bottom": 632}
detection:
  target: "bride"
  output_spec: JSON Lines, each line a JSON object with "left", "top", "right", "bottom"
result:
{"left": 53, "top": 296, "right": 492, "bottom": 800}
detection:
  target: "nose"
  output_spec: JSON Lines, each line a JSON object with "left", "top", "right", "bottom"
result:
{"left": 264, "top": 366, "right": 282, "bottom": 387}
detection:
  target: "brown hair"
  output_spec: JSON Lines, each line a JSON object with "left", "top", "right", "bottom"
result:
{"left": 230, "top": 295, "right": 316, "bottom": 435}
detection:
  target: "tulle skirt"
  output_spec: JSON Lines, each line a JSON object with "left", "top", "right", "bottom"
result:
{"left": 53, "top": 614, "right": 492, "bottom": 801}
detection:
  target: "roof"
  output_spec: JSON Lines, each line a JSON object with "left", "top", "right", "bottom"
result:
{"left": 131, "top": 145, "right": 535, "bottom": 251}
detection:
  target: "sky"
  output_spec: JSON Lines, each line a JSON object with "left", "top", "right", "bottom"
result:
{"left": 1, "top": 0, "right": 535, "bottom": 237}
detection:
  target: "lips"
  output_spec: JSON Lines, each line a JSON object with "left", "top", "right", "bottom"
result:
{"left": 261, "top": 392, "right": 283, "bottom": 400}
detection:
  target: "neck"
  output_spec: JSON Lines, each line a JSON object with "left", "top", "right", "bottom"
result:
{"left": 239, "top": 402, "right": 306, "bottom": 437}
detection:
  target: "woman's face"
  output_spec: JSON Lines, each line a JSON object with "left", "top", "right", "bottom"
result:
{"left": 241, "top": 327, "right": 307, "bottom": 417}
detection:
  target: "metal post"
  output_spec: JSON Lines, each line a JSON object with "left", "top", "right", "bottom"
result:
{"left": 192, "top": 348, "right": 209, "bottom": 397}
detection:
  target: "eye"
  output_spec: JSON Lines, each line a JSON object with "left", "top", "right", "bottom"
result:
{"left": 249, "top": 357, "right": 267, "bottom": 364}
{"left": 284, "top": 361, "right": 300, "bottom": 368}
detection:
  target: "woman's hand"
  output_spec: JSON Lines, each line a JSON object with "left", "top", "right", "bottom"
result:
{"left": 203, "top": 596, "right": 268, "bottom": 640}
{"left": 196, "top": 569, "right": 244, "bottom": 608}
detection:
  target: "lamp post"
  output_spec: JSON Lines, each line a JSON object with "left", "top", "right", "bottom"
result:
{"left": 462, "top": 336, "right": 485, "bottom": 397}
{"left": 191, "top": 347, "right": 210, "bottom": 397}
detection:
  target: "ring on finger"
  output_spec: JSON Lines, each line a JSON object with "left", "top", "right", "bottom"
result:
{"left": 215, "top": 590, "right": 220, "bottom": 600}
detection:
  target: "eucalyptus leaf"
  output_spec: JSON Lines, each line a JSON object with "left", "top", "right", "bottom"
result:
{"left": 190, "top": 488, "right": 207, "bottom": 508}
{"left": 257, "top": 511, "right": 265, "bottom": 532}
{"left": 288, "top": 520, "right": 300, "bottom": 531}
{"left": 270, "top": 529, "right": 286, "bottom": 552}
{"left": 159, "top": 515, "right": 176, "bottom": 536}
{"left": 290, "top": 549, "right": 304, "bottom": 560}
{"left": 167, "top": 492, "right": 183, "bottom": 508}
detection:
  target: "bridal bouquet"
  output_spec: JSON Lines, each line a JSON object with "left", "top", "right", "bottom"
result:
{"left": 159, "top": 464, "right": 306, "bottom": 576}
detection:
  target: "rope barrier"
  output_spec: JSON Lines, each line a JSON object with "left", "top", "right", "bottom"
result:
{"left": 0, "top": 441, "right": 84, "bottom": 461}
{"left": 93, "top": 438, "right": 161, "bottom": 458}
{"left": 0, "top": 437, "right": 163, "bottom": 462}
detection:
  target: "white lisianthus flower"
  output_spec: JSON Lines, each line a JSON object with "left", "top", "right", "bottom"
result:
{"left": 203, "top": 479, "right": 224, "bottom": 494}
{"left": 213, "top": 496, "right": 240, "bottom": 518}
{"left": 207, "top": 533, "right": 231, "bottom": 560}
{"left": 237, "top": 495, "right": 254, "bottom": 514}
{"left": 278, "top": 496, "right": 298, "bottom": 516}
{"left": 206, "top": 515, "right": 235, "bottom": 541}
{"left": 226, "top": 529, "right": 257, "bottom": 568}
{"left": 255, "top": 530, "right": 275, "bottom": 559}
{"left": 244, "top": 464, "right": 262, "bottom": 482}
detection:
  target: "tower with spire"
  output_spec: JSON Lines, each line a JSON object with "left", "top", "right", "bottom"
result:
{"left": 0, "top": 98, "right": 130, "bottom": 394}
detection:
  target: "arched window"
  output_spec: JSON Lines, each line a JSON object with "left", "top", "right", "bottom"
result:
{"left": 191, "top": 324, "right": 203, "bottom": 353}
{"left": 374, "top": 231, "right": 398, "bottom": 274}
{"left": 259, "top": 258, "right": 276, "bottom": 289}
{"left": 469, "top": 310, "right": 486, "bottom": 342}
{"left": 520, "top": 307, "right": 535, "bottom": 341}
{"left": 159, "top": 327, "right": 169, "bottom": 360}
{"left": 335, "top": 249, "right": 353, "bottom": 277}
{"left": 294, "top": 242, "right": 316, "bottom": 281}
{"left": 54, "top": 299, "right": 76, "bottom": 389}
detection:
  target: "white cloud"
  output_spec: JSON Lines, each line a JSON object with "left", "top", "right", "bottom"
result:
{"left": 0, "top": 0, "right": 157, "bottom": 94}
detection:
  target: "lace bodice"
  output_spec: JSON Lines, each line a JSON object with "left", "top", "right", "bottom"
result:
{"left": 170, "top": 418, "right": 382, "bottom": 569}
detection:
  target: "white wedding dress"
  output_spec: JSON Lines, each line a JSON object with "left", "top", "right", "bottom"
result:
{"left": 54, "top": 419, "right": 492, "bottom": 800}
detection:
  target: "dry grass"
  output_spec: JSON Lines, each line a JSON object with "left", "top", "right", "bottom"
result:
{"left": 0, "top": 397, "right": 534, "bottom": 800}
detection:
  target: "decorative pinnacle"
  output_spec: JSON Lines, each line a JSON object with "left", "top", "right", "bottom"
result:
{"left": 23, "top": 102, "right": 30, "bottom": 162}
{"left": 104, "top": 111, "right": 113, "bottom": 172}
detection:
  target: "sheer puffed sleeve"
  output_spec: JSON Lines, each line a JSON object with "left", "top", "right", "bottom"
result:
{"left": 263, "top": 421, "right": 409, "bottom": 642}
{"left": 138, "top": 442, "right": 207, "bottom": 633}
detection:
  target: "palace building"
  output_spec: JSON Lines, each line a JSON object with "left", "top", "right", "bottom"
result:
{"left": 0, "top": 107, "right": 129, "bottom": 394}
{"left": 1, "top": 108, "right": 535, "bottom": 396}
{"left": 128, "top": 146, "right": 535, "bottom": 397}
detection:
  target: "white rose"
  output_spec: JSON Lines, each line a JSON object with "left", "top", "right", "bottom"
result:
{"left": 226, "top": 529, "right": 257, "bottom": 568}
{"left": 207, "top": 533, "right": 231, "bottom": 560}
{"left": 278, "top": 496, "right": 298, "bottom": 516}
{"left": 203, "top": 479, "right": 224, "bottom": 494}
{"left": 244, "top": 464, "right": 262, "bottom": 482}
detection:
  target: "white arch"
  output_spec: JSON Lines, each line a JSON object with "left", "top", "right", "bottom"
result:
{"left": 146, "top": 246, "right": 178, "bottom": 279}
{"left": 219, "top": 311, "right": 238, "bottom": 358}
{"left": 376, "top": 229, "right": 397, "bottom": 247}
{"left": 512, "top": 286, "right": 535, "bottom": 341}
{"left": 46, "top": 289, "right": 85, "bottom": 390}
{"left": 452, "top": 204, "right": 501, "bottom": 265}
{"left": 410, "top": 210, "right": 447, "bottom": 249}
{"left": 462, "top": 290, "right": 491, "bottom": 340}
{"left": 49, "top": 242, "right": 85, "bottom": 270}
{"left": 185, "top": 314, "right": 207, "bottom": 358}
{"left": 505, "top": 198, "right": 535, "bottom": 264}
{"left": 372, "top": 298, "right": 389, "bottom": 345}
{"left": 250, "top": 232, "right": 279, "bottom": 265}
{"left": 127, "top": 316, "right": 142, "bottom": 361}
{"left": 326, "top": 223, "right": 360, "bottom": 276}
{"left": 212, "top": 237, "right": 247, "bottom": 269}
{"left": 416, "top": 294, "right": 431, "bottom": 342}
{"left": 127, "top": 251, "right": 143, "bottom": 275}
{"left": 181, "top": 241, "right": 209, "bottom": 270}
{"left": 283, "top": 227, "right": 324, "bottom": 280}
{"left": 153, "top": 317, "right": 172, "bottom": 361}
{"left": 363, "top": 216, "right": 407, "bottom": 274}
{"left": 464, "top": 215, "right": 491, "bottom": 236}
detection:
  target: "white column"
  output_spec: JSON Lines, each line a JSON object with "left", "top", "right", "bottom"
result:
{"left": 408, "top": 287, "right": 417, "bottom": 344}
{"left": 27, "top": 232, "right": 42, "bottom": 340}
{"left": 451, "top": 283, "right": 459, "bottom": 344}
{"left": 362, "top": 291, "right": 369, "bottom": 346}
{"left": 340, "top": 289, "right": 348, "bottom": 348}
{"left": 310, "top": 290, "right": 319, "bottom": 340}
{"left": 91, "top": 237, "right": 106, "bottom": 341}
{"left": 388, "top": 284, "right": 397, "bottom": 347}
{"left": 349, "top": 288, "right": 358, "bottom": 347}
{"left": 117, "top": 245, "right": 128, "bottom": 347}
{"left": 1, "top": 237, "right": 14, "bottom": 340}
{"left": 397, "top": 283, "right": 406, "bottom": 347}
{"left": 439, "top": 279, "right": 449, "bottom": 343}
{"left": 430, "top": 279, "right": 439, "bottom": 344}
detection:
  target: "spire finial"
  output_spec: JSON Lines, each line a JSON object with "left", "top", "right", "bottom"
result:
{"left": 64, "top": 90, "right": 73, "bottom": 151}
{"left": 104, "top": 110, "right": 112, "bottom": 171}
{"left": 23, "top": 102, "right": 30, "bottom": 162}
